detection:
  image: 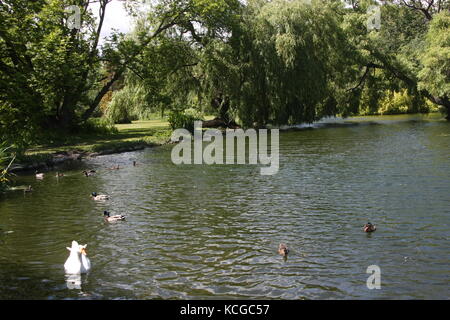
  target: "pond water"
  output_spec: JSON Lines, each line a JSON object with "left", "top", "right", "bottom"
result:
{"left": 0, "top": 114, "right": 449, "bottom": 299}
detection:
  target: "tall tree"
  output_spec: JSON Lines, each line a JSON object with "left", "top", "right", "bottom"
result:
{"left": 0, "top": 0, "right": 242, "bottom": 147}
{"left": 418, "top": 11, "right": 450, "bottom": 117}
{"left": 344, "top": 0, "right": 450, "bottom": 118}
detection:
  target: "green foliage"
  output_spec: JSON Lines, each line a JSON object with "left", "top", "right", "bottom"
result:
{"left": 79, "top": 118, "right": 119, "bottom": 135}
{"left": 378, "top": 89, "right": 414, "bottom": 115}
{"left": 418, "top": 11, "right": 450, "bottom": 98}
{"left": 106, "top": 84, "right": 152, "bottom": 124}
{"left": 168, "top": 109, "right": 204, "bottom": 133}
{"left": 133, "top": 0, "right": 364, "bottom": 127}
{"left": 1, "top": 0, "right": 237, "bottom": 147}
{"left": 358, "top": 79, "right": 431, "bottom": 115}
{"left": 0, "top": 0, "right": 97, "bottom": 146}
{"left": 1, "top": 0, "right": 450, "bottom": 154}
{"left": 339, "top": 1, "right": 449, "bottom": 118}
{"left": 235, "top": 0, "right": 357, "bottom": 126}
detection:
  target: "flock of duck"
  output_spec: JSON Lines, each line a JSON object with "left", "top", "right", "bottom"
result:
{"left": 29, "top": 163, "right": 136, "bottom": 275}
{"left": 29, "top": 161, "right": 377, "bottom": 275}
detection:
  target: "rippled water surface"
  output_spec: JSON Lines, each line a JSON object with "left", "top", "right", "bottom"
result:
{"left": 0, "top": 114, "right": 449, "bottom": 299}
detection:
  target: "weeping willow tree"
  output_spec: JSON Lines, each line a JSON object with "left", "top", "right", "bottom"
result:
{"left": 107, "top": 0, "right": 376, "bottom": 125}
{"left": 104, "top": 11, "right": 208, "bottom": 123}
{"left": 418, "top": 11, "right": 450, "bottom": 118}
{"left": 229, "top": 0, "right": 360, "bottom": 127}
{"left": 106, "top": 0, "right": 449, "bottom": 127}
{"left": 177, "top": 0, "right": 365, "bottom": 127}
{"left": 127, "top": 0, "right": 361, "bottom": 127}
{"left": 341, "top": 0, "right": 450, "bottom": 118}
{"left": 106, "top": 83, "right": 149, "bottom": 123}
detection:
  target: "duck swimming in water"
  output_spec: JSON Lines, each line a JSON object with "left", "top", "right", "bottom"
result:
{"left": 64, "top": 241, "right": 91, "bottom": 274}
{"left": 24, "top": 185, "right": 33, "bottom": 193}
{"left": 82, "top": 170, "right": 95, "bottom": 177}
{"left": 91, "top": 192, "right": 109, "bottom": 201}
{"left": 55, "top": 172, "right": 64, "bottom": 177}
{"left": 35, "top": 171, "right": 44, "bottom": 179}
{"left": 278, "top": 243, "right": 289, "bottom": 256}
{"left": 363, "top": 222, "right": 376, "bottom": 233}
{"left": 103, "top": 211, "right": 125, "bottom": 222}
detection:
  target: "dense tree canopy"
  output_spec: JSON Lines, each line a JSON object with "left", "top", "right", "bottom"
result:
{"left": 1, "top": 0, "right": 449, "bottom": 147}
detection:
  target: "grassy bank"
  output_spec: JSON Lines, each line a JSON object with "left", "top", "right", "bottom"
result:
{"left": 15, "top": 120, "right": 172, "bottom": 169}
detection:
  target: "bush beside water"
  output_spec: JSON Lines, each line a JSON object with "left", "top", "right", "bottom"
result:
{"left": 168, "top": 108, "right": 205, "bottom": 133}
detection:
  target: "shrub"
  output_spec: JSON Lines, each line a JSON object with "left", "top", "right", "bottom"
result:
{"left": 105, "top": 85, "right": 151, "bottom": 124}
{"left": 80, "top": 118, "right": 118, "bottom": 135}
{"left": 377, "top": 89, "right": 433, "bottom": 115}
{"left": 168, "top": 109, "right": 204, "bottom": 133}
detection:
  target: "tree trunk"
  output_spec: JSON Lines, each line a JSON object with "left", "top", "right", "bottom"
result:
{"left": 81, "top": 70, "right": 123, "bottom": 121}
{"left": 57, "top": 92, "right": 78, "bottom": 129}
{"left": 79, "top": 17, "right": 180, "bottom": 123}
{"left": 445, "top": 105, "right": 450, "bottom": 121}
{"left": 422, "top": 93, "right": 450, "bottom": 120}
{"left": 211, "top": 94, "right": 231, "bottom": 125}
{"left": 219, "top": 96, "right": 231, "bottom": 124}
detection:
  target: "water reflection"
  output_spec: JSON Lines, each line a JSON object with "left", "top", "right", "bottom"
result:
{"left": 65, "top": 274, "right": 83, "bottom": 290}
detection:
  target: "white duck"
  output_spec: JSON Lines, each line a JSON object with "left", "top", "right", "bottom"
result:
{"left": 35, "top": 170, "right": 44, "bottom": 179}
{"left": 91, "top": 192, "right": 109, "bottom": 201}
{"left": 64, "top": 241, "right": 91, "bottom": 274}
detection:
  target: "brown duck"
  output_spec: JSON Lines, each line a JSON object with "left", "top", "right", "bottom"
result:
{"left": 278, "top": 243, "right": 289, "bottom": 256}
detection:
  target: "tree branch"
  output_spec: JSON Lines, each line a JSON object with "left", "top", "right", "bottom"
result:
{"left": 401, "top": 0, "right": 434, "bottom": 20}
{"left": 81, "top": 11, "right": 184, "bottom": 121}
{"left": 347, "top": 63, "right": 383, "bottom": 92}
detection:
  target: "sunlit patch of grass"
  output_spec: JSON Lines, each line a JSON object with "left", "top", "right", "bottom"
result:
{"left": 22, "top": 119, "right": 173, "bottom": 163}
{"left": 115, "top": 119, "right": 170, "bottom": 131}
{"left": 20, "top": 116, "right": 216, "bottom": 165}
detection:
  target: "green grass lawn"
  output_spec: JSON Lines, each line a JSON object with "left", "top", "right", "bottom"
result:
{"left": 18, "top": 116, "right": 216, "bottom": 165}
{"left": 115, "top": 119, "right": 170, "bottom": 131}
{"left": 21, "top": 120, "right": 172, "bottom": 164}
